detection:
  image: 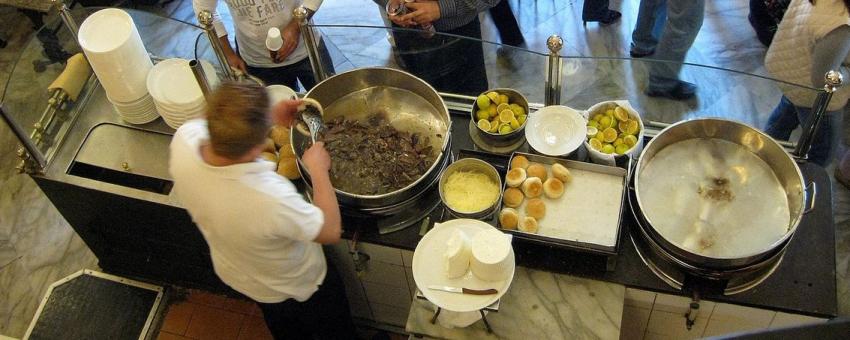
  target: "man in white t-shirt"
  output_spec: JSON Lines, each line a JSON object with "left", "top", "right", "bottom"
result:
{"left": 193, "top": 0, "right": 333, "bottom": 90}
{"left": 169, "top": 82, "right": 355, "bottom": 338}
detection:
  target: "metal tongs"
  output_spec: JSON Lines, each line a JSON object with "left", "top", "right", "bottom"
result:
{"left": 295, "top": 98, "right": 325, "bottom": 144}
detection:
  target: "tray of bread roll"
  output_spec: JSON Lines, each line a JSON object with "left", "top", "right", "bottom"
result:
{"left": 497, "top": 152, "right": 627, "bottom": 254}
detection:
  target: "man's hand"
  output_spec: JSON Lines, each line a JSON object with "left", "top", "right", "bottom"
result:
{"left": 387, "top": 0, "right": 416, "bottom": 27}
{"left": 271, "top": 99, "right": 301, "bottom": 127}
{"left": 400, "top": 1, "right": 441, "bottom": 26}
{"left": 303, "top": 141, "right": 331, "bottom": 174}
{"left": 276, "top": 21, "right": 301, "bottom": 62}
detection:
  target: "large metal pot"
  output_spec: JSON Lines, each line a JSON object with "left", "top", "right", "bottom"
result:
{"left": 632, "top": 118, "right": 813, "bottom": 270}
{"left": 290, "top": 67, "right": 452, "bottom": 209}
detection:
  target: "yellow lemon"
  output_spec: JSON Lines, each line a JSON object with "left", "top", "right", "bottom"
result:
{"left": 499, "top": 94, "right": 509, "bottom": 105}
{"left": 615, "top": 144, "right": 630, "bottom": 155}
{"left": 475, "top": 109, "right": 489, "bottom": 121}
{"left": 477, "top": 94, "right": 491, "bottom": 110}
{"left": 605, "top": 109, "right": 615, "bottom": 117}
{"left": 587, "top": 126, "right": 599, "bottom": 138}
{"left": 499, "top": 110, "right": 515, "bottom": 123}
{"left": 510, "top": 103, "right": 525, "bottom": 116}
{"left": 623, "top": 135, "right": 638, "bottom": 147}
{"left": 517, "top": 114, "right": 527, "bottom": 125}
{"left": 489, "top": 118, "right": 500, "bottom": 133}
{"left": 601, "top": 144, "right": 615, "bottom": 154}
{"left": 486, "top": 91, "right": 500, "bottom": 103}
{"left": 509, "top": 117, "right": 520, "bottom": 129}
{"left": 613, "top": 137, "right": 624, "bottom": 147}
{"left": 592, "top": 114, "right": 603, "bottom": 122}
{"left": 613, "top": 106, "right": 630, "bottom": 122}
{"left": 499, "top": 124, "right": 513, "bottom": 134}
{"left": 488, "top": 105, "right": 497, "bottom": 118}
{"left": 589, "top": 138, "right": 603, "bottom": 151}
{"left": 587, "top": 120, "right": 600, "bottom": 130}
{"left": 477, "top": 119, "right": 491, "bottom": 131}
{"left": 497, "top": 103, "right": 512, "bottom": 115}
{"left": 598, "top": 116, "right": 613, "bottom": 129}
{"left": 602, "top": 127, "right": 618, "bottom": 143}
{"left": 621, "top": 119, "right": 640, "bottom": 135}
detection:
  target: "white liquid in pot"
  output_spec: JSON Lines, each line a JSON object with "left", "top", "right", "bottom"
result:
{"left": 638, "top": 138, "right": 790, "bottom": 259}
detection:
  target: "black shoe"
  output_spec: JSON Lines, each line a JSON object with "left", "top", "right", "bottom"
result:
{"left": 646, "top": 81, "right": 697, "bottom": 100}
{"left": 629, "top": 48, "right": 655, "bottom": 58}
{"left": 583, "top": 10, "right": 622, "bottom": 27}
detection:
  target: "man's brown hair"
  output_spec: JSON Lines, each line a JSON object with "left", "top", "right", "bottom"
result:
{"left": 206, "top": 81, "right": 270, "bottom": 159}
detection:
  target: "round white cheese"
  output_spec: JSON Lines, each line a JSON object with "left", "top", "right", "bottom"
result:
{"left": 444, "top": 229, "right": 471, "bottom": 279}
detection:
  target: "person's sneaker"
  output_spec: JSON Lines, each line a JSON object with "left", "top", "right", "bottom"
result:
{"left": 646, "top": 81, "right": 697, "bottom": 100}
{"left": 629, "top": 48, "right": 655, "bottom": 58}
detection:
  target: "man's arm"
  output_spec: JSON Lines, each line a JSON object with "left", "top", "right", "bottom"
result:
{"left": 302, "top": 142, "right": 342, "bottom": 244}
{"left": 436, "top": 0, "right": 500, "bottom": 20}
{"left": 810, "top": 25, "right": 850, "bottom": 89}
{"left": 192, "top": 0, "right": 247, "bottom": 72}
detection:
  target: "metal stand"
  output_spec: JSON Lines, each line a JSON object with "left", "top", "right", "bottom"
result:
{"left": 294, "top": 6, "right": 328, "bottom": 83}
{"left": 795, "top": 70, "right": 844, "bottom": 161}
{"left": 545, "top": 35, "right": 563, "bottom": 106}
{"left": 415, "top": 290, "right": 499, "bottom": 334}
{"left": 197, "top": 10, "right": 235, "bottom": 81}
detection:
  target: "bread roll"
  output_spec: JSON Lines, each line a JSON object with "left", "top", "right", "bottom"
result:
{"left": 519, "top": 216, "right": 539, "bottom": 234}
{"left": 521, "top": 177, "right": 543, "bottom": 198}
{"left": 505, "top": 168, "right": 527, "bottom": 188}
{"left": 525, "top": 198, "right": 546, "bottom": 219}
{"left": 510, "top": 155, "right": 529, "bottom": 169}
{"left": 277, "top": 158, "right": 301, "bottom": 179}
{"left": 269, "top": 126, "right": 291, "bottom": 148}
{"left": 543, "top": 178, "right": 564, "bottom": 199}
{"left": 526, "top": 163, "right": 547, "bottom": 181}
{"left": 260, "top": 152, "right": 278, "bottom": 164}
{"left": 278, "top": 143, "right": 296, "bottom": 159}
{"left": 551, "top": 163, "right": 572, "bottom": 184}
{"left": 499, "top": 208, "right": 519, "bottom": 230}
{"left": 503, "top": 187, "right": 524, "bottom": 208}
{"left": 263, "top": 138, "right": 276, "bottom": 153}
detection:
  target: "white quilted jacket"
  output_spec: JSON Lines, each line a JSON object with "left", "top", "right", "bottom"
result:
{"left": 765, "top": 0, "right": 850, "bottom": 111}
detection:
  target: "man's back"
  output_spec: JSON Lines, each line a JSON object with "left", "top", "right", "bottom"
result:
{"left": 169, "top": 119, "right": 326, "bottom": 303}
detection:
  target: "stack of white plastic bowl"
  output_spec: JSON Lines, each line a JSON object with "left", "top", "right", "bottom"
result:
{"left": 147, "top": 58, "right": 220, "bottom": 129}
{"left": 78, "top": 8, "right": 158, "bottom": 124}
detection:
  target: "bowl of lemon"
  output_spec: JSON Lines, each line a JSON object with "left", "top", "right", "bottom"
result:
{"left": 584, "top": 101, "right": 644, "bottom": 165}
{"left": 472, "top": 88, "right": 529, "bottom": 146}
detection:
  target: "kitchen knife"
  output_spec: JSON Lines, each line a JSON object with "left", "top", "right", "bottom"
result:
{"left": 427, "top": 285, "right": 498, "bottom": 295}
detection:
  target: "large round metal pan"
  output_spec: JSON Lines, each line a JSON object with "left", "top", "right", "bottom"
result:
{"left": 290, "top": 67, "right": 451, "bottom": 209}
{"left": 633, "top": 118, "right": 810, "bottom": 269}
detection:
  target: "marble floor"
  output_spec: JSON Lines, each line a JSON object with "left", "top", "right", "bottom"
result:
{"left": 0, "top": 0, "right": 848, "bottom": 338}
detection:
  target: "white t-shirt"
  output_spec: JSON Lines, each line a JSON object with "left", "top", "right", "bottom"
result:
{"left": 193, "top": 0, "right": 323, "bottom": 68}
{"left": 169, "top": 119, "right": 326, "bottom": 303}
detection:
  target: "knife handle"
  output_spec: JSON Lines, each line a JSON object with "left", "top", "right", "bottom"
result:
{"left": 461, "top": 288, "right": 498, "bottom": 295}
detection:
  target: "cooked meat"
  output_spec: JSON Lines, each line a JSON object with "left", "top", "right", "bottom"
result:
{"left": 321, "top": 117, "right": 437, "bottom": 195}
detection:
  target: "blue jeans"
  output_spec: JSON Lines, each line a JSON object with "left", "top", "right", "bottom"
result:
{"left": 631, "top": 0, "right": 705, "bottom": 91}
{"left": 764, "top": 96, "right": 834, "bottom": 166}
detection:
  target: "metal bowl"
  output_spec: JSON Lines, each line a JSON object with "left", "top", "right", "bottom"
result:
{"left": 291, "top": 67, "right": 452, "bottom": 209}
{"left": 438, "top": 158, "right": 502, "bottom": 219}
{"left": 633, "top": 118, "right": 811, "bottom": 269}
{"left": 471, "top": 88, "right": 529, "bottom": 147}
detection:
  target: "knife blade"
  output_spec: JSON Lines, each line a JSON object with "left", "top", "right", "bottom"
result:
{"left": 427, "top": 285, "right": 498, "bottom": 295}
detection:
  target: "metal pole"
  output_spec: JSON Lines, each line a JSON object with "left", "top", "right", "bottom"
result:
{"left": 1, "top": 104, "right": 46, "bottom": 172}
{"left": 545, "top": 35, "right": 563, "bottom": 106}
{"left": 189, "top": 60, "right": 212, "bottom": 100}
{"left": 293, "top": 6, "right": 328, "bottom": 83}
{"left": 197, "top": 10, "right": 235, "bottom": 81}
{"left": 52, "top": 0, "right": 79, "bottom": 42}
{"left": 795, "top": 70, "right": 843, "bottom": 160}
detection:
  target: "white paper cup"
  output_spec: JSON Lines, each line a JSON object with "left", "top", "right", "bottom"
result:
{"left": 469, "top": 228, "right": 513, "bottom": 282}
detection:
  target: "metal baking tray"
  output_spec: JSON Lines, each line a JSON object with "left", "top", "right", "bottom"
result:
{"left": 498, "top": 152, "right": 628, "bottom": 255}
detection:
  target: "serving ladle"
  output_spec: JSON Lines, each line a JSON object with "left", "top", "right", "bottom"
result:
{"left": 294, "top": 98, "right": 325, "bottom": 144}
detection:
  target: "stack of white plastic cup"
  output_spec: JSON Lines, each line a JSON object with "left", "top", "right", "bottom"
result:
{"left": 78, "top": 8, "right": 158, "bottom": 124}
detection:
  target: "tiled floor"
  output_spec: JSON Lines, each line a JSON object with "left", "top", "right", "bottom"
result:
{"left": 156, "top": 290, "right": 272, "bottom": 340}
{"left": 1, "top": 0, "right": 849, "bottom": 338}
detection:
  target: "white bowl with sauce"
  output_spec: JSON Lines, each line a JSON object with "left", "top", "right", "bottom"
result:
{"left": 526, "top": 105, "right": 587, "bottom": 157}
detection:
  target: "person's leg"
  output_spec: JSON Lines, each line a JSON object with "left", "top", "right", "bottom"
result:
{"left": 306, "top": 264, "right": 357, "bottom": 338}
{"left": 447, "top": 18, "right": 489, "bottom": 95}
{"left": 646, "top": 0, "right": 705, "bottom": 96}
{"left": 764, "top": 96, "right": 801, "bottom": 141}
{"left": 631, "top": 0, "right": 667, "bottom": 56}
{"left": 258, "top": 299, "right": 313, "bottom": 340}
{"left": 583, "top": 0, "right": 609, "bottom": 20}
{"left": 489, "top": 0, "right": 525, "bottom": 46}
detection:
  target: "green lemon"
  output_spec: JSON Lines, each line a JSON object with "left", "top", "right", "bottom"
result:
{"left": 499, "top": 124, "right": 513, "bottom": 134}
{"left": 615, "top": 143, "right": 631, "bottom": 155}
{"left": 623, "top": 135, "right": 638, "bottom": 147}
{"left": 601, "top": 144, "right": 615, "bottom": 154}
{"left": 510, "top": 103, "right": 525, "bottom": 116}
{"left": 475, "top": 109, "right": 489, "bottom": 121}
{"left": 517, "top": 114, "right": 527, "bottom": 125}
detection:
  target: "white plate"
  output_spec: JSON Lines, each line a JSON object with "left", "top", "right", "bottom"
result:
{"left": 412, "top": 219, "right": 515, "bottom": 312}
{"left": 526, "top": 105, "right": 586, "bottom": 157}
{"left": 147, "top": 58, "right": 204, "bottom": 106}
